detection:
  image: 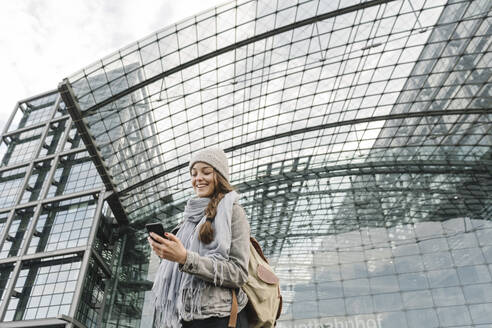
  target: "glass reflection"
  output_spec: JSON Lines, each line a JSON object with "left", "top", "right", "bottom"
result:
{"left": 47, "top": 152, "right": 102, "bottom": 198}
{"left": 27, "top": 198, "right": 96, "bottom": 254}
{"left": 0, "top": 167, "right": 26, "bottom": 209}
{"left": 0, "top": 208, "right": 35, "bottom": 258}
{"left": 7, "top": 92, "right": 58, "bottom": 133}
{"left": 20, "top": 160, "right": 51, "bottom": 204}
{"left": 1, "top": 128, "right": 43, "bottom": 167}
{"left": 3, "top": 255, "right": 81, "bottom": 321}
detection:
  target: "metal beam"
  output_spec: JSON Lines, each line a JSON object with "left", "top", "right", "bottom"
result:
{"left": 0, "top": 103, "right": 21, "bottom": 142}
{"left": 0, "top": 260, "right": 21, "bottom": 321}
{"left": 90, "top": 247, "right": 111, "bottom": 278}
{"left": 0, "top": 147, "right": 85, "bottom": 175}
{"left": 58, "top": 81, "right": 114, "bottom": 192}
{"left": 117, "top": 107, "right": 490, "bottom": 197}
{"left": 0, "top": 162, "right": 29, "bottom": 174}
{"left": 0, "top": 187, "right": 103, "bottom": 213}
{"left": 0, "top": 246, "right": 86, "bottom": 265}
{"left": 58, "top": 81, "right": 129, "bottom": 224}
{"left": 1, "top": 115, "right": 70, "bottom": 138}
{"left": 225, "top": 109, "right": 490, "bottom": 153}
{"left": 0, "top": 317, "right": 67, "bottom": 327}
{"left": 15, "top": 89, "right": 59, "bottom": 105}
{"left": 58, "top": 314, "right": 87, "bottom": 328}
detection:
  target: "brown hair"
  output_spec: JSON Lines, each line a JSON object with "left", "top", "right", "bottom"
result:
{"left": 198, "top": 170, "right": 234, "bottom": 244}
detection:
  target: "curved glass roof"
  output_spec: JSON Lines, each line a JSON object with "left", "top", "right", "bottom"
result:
{"left": 59, "top": 0, "right": 492, "bottom": 265}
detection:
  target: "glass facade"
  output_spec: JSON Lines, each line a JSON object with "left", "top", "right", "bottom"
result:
{"left": 4, "top": 254, "right": 81, "bottom": 321}
{"left": 1, "top": 0, "right": 491, "bottom": 327}
{"left": 0, "top": 92, "right": 109, "bottom": 328}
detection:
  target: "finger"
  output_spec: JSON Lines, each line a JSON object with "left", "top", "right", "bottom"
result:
{"left": 149, "top": 237, "right": 167, "bottom": 252}
{"left": 148, "top": 236, "right": 159, "bottom": 247}
{"left": 149, "top": 233, "right": 174, "bottom": 247}
{"left": 150, "top": 232, "right": 169, "bottom": 245}
{"left": 159, "top": 237, "right": 173, "bottom": 248}
{"left": 164, "top": 232, "right": 179, "bottom": 243}
{"left": 149, "top": 238, "right": 173, "bottom": 257}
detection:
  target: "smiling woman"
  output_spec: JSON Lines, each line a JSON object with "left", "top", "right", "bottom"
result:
{"left": 147, "top": 147, "right": 251, "bottom": 328}
{"left": 191, "top": 163, "right": 215, "bottom": 198}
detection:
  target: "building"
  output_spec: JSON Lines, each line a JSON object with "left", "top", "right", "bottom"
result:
{"left": 1, "top": 0, "right": 491, "bottom": 327}
{"left": 0, "top": 90, "right": 107, "bottom": 327}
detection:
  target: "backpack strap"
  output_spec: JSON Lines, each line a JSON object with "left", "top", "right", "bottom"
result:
{"left": 228, "top": 289, "right": 238, "bottom": 328}
{"left": 250, "top": 237, "right": 269, "bottom": 263}
{"left": 276, "top": 285, "right": 283, "bottom": 320}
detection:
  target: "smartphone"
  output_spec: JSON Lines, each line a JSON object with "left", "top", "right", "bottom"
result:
{"left": 146, "top": 223, "right": 167, "bottom": 243}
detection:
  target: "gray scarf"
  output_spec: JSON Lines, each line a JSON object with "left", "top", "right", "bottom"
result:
{"left": 151, "top": 190, "right": 240, "bottom": 328}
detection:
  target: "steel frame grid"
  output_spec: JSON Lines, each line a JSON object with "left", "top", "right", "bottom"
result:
{"left": 58, "top": 0, "right": 492, "bottom": 231}
{"left": 0, "top": 91, "right": 106, "bottom": 328}
{"left": 56, "top": 0, "right": 491, "bottom": 325}
{"left": 0, "top": 0, "right": 489, "bottom": 326}
{"left": 59, "top": 0, "right": 491, "bottom": 229}
{"left": 60, "top": 0, "right": 408, "bottom": 220}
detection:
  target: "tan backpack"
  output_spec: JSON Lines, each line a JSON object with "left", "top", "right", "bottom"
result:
{"left": 229, "top": 237, "right": 282, "bottom": 328}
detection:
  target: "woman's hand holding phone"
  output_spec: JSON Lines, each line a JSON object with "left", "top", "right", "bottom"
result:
{"left": 148, "top": 231, "right": 187, "bottom": 265}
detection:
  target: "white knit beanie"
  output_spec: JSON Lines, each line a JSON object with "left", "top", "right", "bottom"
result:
{"left": 189, "top": 147, "right": 230, "bottom": 181}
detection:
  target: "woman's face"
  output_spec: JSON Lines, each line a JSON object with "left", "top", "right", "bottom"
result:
{"left": 191, "top": 162, "right": 216, "bottom": 197}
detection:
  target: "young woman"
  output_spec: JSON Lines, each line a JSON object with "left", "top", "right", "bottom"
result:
{"left": 148, "top": 147, "right": 250, "bottom": 328}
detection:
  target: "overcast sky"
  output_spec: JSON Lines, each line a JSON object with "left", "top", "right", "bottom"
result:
{"left": 0, "top": 0, "right": 225, "bottom": 132}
